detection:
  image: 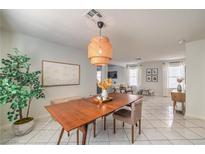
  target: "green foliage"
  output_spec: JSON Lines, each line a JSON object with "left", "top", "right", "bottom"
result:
{"left": 0, "top": 48, "right": 45, "bottom": 122}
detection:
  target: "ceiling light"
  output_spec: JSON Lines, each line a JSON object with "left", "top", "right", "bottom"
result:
{"left": 88, "top": 21, "right": 112, "bottom": 66}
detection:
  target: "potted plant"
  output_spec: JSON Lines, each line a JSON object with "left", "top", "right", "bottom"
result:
{"left": 0, "top": 48, "right": 45, "bottom": 136}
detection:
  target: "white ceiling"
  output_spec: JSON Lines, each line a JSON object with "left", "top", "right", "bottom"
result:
{"left": 2, "top": 9, "right": 205, "bottom": 65}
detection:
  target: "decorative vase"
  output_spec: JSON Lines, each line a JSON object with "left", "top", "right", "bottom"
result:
{"left": 12, "top": 117, "right": 34, "bottom": 136}
{"left": 101, "top": 89, "right": 108, "bottom": 100}
{"left": 177, "top": 84, "right": 182, "bottom": 92}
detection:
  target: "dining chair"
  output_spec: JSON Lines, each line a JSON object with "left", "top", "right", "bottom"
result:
{"left": 112, "top": 98, "right": 143, "bottom": 143}
{"left": 51, "top": 96, "right": 96, "bottom": 145}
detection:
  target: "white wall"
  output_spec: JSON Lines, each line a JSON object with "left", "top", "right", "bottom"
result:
{"left": 108, "top": 65, "right": 126, "bottom": 84}
{"left": 141, "top": 61, "right": 163, "bottom": 96}
{"left": 185, "top": 39, "right": 205, "bottom": 119}
{"left": 0, "top": 11, "right": 3, "bottom": 144}
{"left": 0, "top": 30, "right": 96, "bottom": 143}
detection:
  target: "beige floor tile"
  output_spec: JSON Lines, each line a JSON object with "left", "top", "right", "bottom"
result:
{"left": 150, "top": 120, "right": 168, "bottom": 128}
{"left": 124, "top": 128, "right": 148, "bottom": 141}
{"left": 27, "top": 130, "right": 56, "bottom": 143}
{"left": 133, "top": 140, "right": 152, "bottom": 145}
{"left": 89, "top": 129, "right": 109, "bottom": 142}
{"left": 142, "top": 129, "right": 167, "bottom": 140}
{"left": 190, "top": 139, "right": 205, "bottom": 145}
{"left": 89, "top": 141, "right": 110, "bottom": 145}
{"left": 169, "top": 140, "right": 193, "bottom": 145}
{"left": 109, "top": 141, "right": 131, "bottom": 145}
{"left": 108, "top": 128, "right": 129, "bottom": 141}
{"left": 150, "top": 140, "right": 172, "bottom": 145}
{"left": 189, "top": 128, "right": 205, "bottom": 138}
{"left": 174, "top": 128, "right": 203, "bottom": 139}
{"left": 157, "top": 128, "right": 185, "bottom": 140}
{"left": 8, "top": 130, "right": 40, "bottom": 144}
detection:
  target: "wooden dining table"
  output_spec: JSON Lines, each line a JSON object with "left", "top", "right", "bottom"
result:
{"left": 45, "top": 93, "right": 143, "bottom": 145}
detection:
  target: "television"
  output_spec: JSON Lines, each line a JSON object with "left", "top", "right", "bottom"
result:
{"left": 108, "top": 71, "right": 117, "bottom": 79}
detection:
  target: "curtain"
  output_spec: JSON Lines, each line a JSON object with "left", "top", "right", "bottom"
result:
{"left": 162, "top": 62, "right": 169, "bottom": 96}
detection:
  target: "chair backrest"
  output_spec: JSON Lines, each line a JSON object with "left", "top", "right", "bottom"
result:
{"left": 51, "top": 96, "right": 82, "bottom": 105}
{"left": 131, "top": 98, "right": 143, "bottom": 123}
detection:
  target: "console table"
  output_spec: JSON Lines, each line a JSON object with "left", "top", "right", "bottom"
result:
{"left": 171, "top": 89, "right": 186, "bottom": 114}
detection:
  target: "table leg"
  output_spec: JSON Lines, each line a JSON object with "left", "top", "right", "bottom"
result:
{"left": 104, "top": 116, "right": 106, "bottom": 130}
{"left": 173, "top": 101, "right": 176, "bottom": 113}
{"left": 78, "top": 124, "right": 88, "bottom": 145}
{"left": 93, "top": 120, "right": 96, "bottom": 137}
{"left": 77, "top": 129, "right": 79, "bottom": 145}
{"left": 57, "top": 128, "right": 64, "bottom": 145}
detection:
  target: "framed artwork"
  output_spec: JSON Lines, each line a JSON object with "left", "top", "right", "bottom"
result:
{"left": 42, "top": 60, "right": 80, "bottom": 87}
{"left": 146, "top": 68, "right": 152, "bottom": 76}
{"left": 152, "top": 68, "right": 158, "bottom": 75}
{"left": 152, "top": 75, "right": 158, "bottom": 82}
{"left": 146, "top": 76, "right": 152, "bottom": 82}
{"left": 108, "top": 71, "right": 117, "bottom": 79}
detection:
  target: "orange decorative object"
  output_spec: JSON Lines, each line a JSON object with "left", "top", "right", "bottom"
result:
{"left": 88, "top": 36, "right": 112, "bottom": 66}
{"left": 97, "top": 78, "right": 112, "bottom": 90}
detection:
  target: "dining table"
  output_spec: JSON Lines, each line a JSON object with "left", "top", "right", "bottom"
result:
{"left": 45, "top": 93, "right": 143, "bottom": 145}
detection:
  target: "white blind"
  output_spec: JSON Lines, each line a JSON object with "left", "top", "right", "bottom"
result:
{"left": 128, "top": 67, "right": 138, "bottom": 86}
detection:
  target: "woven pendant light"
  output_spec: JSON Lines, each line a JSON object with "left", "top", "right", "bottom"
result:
{"left": 88, "top": 21, "right": 112, "bottom": 66}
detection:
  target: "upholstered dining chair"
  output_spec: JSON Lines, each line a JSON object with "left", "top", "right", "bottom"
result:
{"left": 51, "top": 96, "right": 96, "bottom": 145}
{"left": 112, "top": 98, "right": 143, "bottom": 143}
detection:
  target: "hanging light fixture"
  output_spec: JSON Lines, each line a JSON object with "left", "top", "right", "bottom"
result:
{"left": 88, "top": 21, "right": 112, "bottom": 66}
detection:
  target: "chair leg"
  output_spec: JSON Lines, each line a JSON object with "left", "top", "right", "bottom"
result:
{"left": 67, "top": 131, "right": 70, "bottom": 137}
{"left": 113, "top": 118, "right": 116, "bottom": 134}
{"left": 139, "top": 120, "right": 141, "bottom": 134}
{"left": 122, "top": 122, "right": 124, "bottom": 127}
{"left": 131, "top": 125, "right": 135, "bottom": 144}
{"left": 104, "top": 116, "right": 106, "bottom": 130}
{"left": 77, "top": 129, "right": 79, "bottom": 145}
{"left": 93, "top": 120, "right": 96, "bottom": 137}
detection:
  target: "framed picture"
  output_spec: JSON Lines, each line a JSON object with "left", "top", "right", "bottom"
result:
{"left": 146, "top": 68, "right": 152, "bottom": 76}
{"left": 108, "top": 71, "right": 117, "bottom": 79}
{"left": 146, "top": 76, "right": 152, "bottom": 82}
{"left": 42, "top": 60, "right": 80, "bottom": 87}
{"left": 152, "top": 68, "right": 158, "bottom": 75}
{"left": 152, "top": 75, "right": 158, "bottom": 82}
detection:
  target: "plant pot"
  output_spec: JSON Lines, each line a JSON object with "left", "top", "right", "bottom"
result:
{"left": 12, "top": 117, "right": 34, "bottom": 136}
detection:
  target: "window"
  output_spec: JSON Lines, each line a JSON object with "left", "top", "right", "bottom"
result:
{"left": 167, "top": 64, "right": 185, "bottom": 88}
{"left": 96, "top": 71, "right": 102, "bottom": 82}
{"left": 128, "top": 67, "right": 138, "bottom": 86}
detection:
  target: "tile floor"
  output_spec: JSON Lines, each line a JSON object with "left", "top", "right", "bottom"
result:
{"left": 6, "top": 96, "right": 205, "bottom": 145}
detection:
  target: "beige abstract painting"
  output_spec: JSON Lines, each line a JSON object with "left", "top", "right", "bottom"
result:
{"left": 42, "top": 60, "right": 80, "bottom": 87}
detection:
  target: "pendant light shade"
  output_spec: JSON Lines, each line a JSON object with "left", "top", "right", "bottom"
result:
{"left": 88, "top": 21, "right": 112, "bottom": 66}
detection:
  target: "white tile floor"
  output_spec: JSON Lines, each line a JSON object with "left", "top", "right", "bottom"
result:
{"left": 6, "top": 96, "right": 205, "bottom": 145}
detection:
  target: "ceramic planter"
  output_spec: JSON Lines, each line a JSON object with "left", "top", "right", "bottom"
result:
{"left": 12, "top": 117, "right": 34, "bottom": 136}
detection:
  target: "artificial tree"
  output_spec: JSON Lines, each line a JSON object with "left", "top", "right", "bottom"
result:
{"left": 0, "top": 48, "right": 45, "bottom": 123}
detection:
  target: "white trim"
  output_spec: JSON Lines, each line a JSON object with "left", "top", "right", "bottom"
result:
{"left": 185, "top": 114, "right": 205, "bottom": 120}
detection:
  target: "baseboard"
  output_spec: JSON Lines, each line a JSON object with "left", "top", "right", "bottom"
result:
{"left": 34, "top": 114, "right": 51, "bottom": 121}
{"left": 185, "top": 114, "right": 205, "bottom": 120}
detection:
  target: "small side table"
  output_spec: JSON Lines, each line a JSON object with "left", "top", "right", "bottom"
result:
{"left": 171, "top": 89, "right": 186, "bottom": 114}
